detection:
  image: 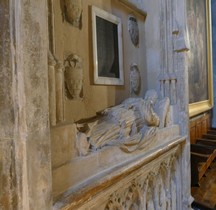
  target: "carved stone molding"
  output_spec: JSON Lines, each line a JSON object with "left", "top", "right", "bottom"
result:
{"left": 48, "top": 52, "right": 57, "bottom": 125}
{"left": 118, "top": 0, "right": 147, "bottom": 20}
{"left": 55, "top": 60, "right": 65, "bottom": 123}
{"left": 159, "top": 0, "right": 190, "bottom": 106}
{"left": 48, "top": 52, "right": 65, "bottom": 125}
{"left": 158, "top": 72, "right": 177, "bottom": 105}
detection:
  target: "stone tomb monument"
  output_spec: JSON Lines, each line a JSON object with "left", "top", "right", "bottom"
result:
{"left": 53, "top": 90, "right": 185, "bottom": 210}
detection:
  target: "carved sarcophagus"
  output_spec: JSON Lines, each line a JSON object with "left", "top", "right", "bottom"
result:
{"left": 53, "top": 135, "right": 185, "bottom": 210}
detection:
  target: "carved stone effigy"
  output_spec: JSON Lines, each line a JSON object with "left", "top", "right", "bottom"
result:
{"left": 52, "top": 90, "right": 186, "bottom": 210}
{"left": 75, "top": 90, "right": 170, "bottom": 156}
{"left": 64, "top": 0, "right": 82, "bottom": 29}
{"left": 64, "top": 54, "right": 83, "bottom": 100}
{"left": 130, "top": 63, "right": 141, "bottom": 96}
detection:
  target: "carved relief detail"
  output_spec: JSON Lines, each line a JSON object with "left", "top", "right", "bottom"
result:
{"left": 64, "top": 54, "right": 83, "bottom": 100}
{"left": 64, "top": 0, "right": 82, "bottom": 29}
{"left": 130, "top": 63, "right": 141, "bottom": 96}
{"left": 104, "top": 152, "right": 180, "bottom": 210}
{"left": 128, "top": 15, "right": 139, "bottom": 47}
{"left": 105, "top": 178, "right": 147, "bottom": 210}
{"left": 159, "top": 72, "right": 177, "bottom": 105}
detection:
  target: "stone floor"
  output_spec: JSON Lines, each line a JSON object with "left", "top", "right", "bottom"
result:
{"left": 191, "top": 162, "right": 216, "bottom": 210}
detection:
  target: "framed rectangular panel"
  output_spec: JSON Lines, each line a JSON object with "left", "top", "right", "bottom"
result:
{"left": 187, "top": 0, "right": 213, "bottom": 117}
{"left": 92, "top": 6, "right": 124, "bottom": 85}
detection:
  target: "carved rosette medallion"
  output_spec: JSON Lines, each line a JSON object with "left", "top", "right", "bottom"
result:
{"left": 64, "top": 54, "right": 83, "bottom": 100}
{"left": 64, "top": 0, "right": 82, "bottom": 28}
{"left": 130, "top": 63, "right": 141, "bottom": 95}
{"left": 128, "top": 14, "right": 139, "bottom": 46}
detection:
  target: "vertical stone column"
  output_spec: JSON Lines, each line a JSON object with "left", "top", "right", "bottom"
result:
{"left": 48, "top": 52, "right": 57, "bottom": 126}
{"left": 0, "top": 1, "right": 18, "bottom": 209}
{"left": 159, "top": 0, "right": 177, "bottom": 105}
{"left": 159, "top": 0, "right": 192, "bottom": 209}
{"left": 55, "top": 61, "right": 64, "bottom": 123}
{"left": 172, "top": 0, "right": 192, "bottom": 208}
{"left": 12, "top": 0, "right": 52, "bottom": 209}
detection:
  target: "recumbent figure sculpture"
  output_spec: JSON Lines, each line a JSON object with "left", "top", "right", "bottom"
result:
{"left": 76, "top": 89, "right": 170, "bottom": 156}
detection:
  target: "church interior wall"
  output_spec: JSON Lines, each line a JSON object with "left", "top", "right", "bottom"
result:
{"left": 50, "top": 0, "right": 166, "bottom": 201}
{"left": 51, "top": 0, "right": 149, "bottom": 123}
{"left": 0, "top": 0, "right": 193, "bottom": 209}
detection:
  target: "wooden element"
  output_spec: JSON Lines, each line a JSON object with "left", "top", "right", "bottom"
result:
{"left": 190, "top": 122, "right": 216, "bottom": 186}
{"left": 196, "top": 139, "right": 216, "bottom": 147}
{"left": 191, "top": 149, "right": 216, "bottom": 186}
{"left": 191, "top": 151, "right": 216, "bottom": 182}
{"left": 190, "top": 113, "right": 210, "bottom": 144}
{"left": 191, "top": 144, "right": 215, "bottom": 154}
{"left": 207, "top": 129, "right": 216, "bottom": 135}
{"left": 192, "top": 162, "right": 216, "bottom": 209}
{"left": 189, "top": 113, "right": 216, "bottom": 186}
{"left": 202, "top": 134, "right": 216, "bottom": 140}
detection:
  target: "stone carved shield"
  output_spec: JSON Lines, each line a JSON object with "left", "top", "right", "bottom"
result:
{"left": 64, "top": 0, "right": 82, "bottom": 28}
{"left": 128, "top": 15, "right": 139, "bottom": 47}
{"left": 64, "top": 54, "right": 83, "bottom": 100}
{"left": 130, "top": 63, "right": 141, "bottom": 95}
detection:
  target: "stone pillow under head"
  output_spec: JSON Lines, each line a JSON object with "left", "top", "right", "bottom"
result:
{"left": 155, "top": 97, "right": 170, "bottom": 128}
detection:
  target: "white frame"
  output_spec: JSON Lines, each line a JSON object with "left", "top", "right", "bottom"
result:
{"left": 92, "top": 6, "right": 124, "bottom": 85}
{"left": 188, "top": 0, "right": 213, "bottom": 117}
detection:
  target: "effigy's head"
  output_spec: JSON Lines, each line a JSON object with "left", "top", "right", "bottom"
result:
{"left": 144, "top": 89, "right": 158, "bottom": 105}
